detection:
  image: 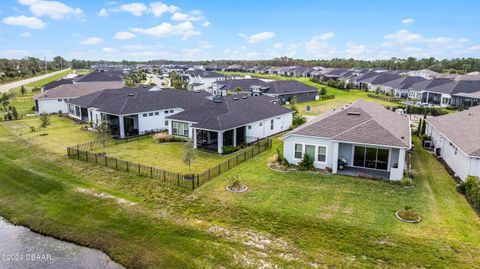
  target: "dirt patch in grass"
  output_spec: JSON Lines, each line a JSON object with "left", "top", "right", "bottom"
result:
{"left": 75, "top": 187, "right": 137, "bottom": 206}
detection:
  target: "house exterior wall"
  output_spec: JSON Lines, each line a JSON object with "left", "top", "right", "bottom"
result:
{"left": 283, "top": 135, "right": 335, "bottom": 169}
{"left": 274, "top": 92, "right": 317, "bottom": 104}
{"left": 37, "top": 98, "right": 70, "bottom": 114}
{"left": 245, "top": 112, "right": 293, "bottom": 143}
{"left": 427, "top": 123, "right": 479, "bottom": 181}
{"left": 137, "top": 108, "right": 182, "bottom": 134}
{"left": 283, "top": 136, "right": 406, "bottom": 180}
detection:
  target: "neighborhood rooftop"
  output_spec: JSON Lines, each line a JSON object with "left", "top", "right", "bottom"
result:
{"left": 34, "top": 81, "right": 125, "bottom": 100}
{"left": 287, "top": 100, "right": 411, "bottom": 148}
{"left": 427, "top": 105, "right": 480, "bottom": 157}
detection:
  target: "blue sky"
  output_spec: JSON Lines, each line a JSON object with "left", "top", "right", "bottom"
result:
{"left": 1, "top": 0, "right": 479, "bottom": 61}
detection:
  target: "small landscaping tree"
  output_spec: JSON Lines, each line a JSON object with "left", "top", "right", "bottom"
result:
{"left": 421, "top": 114, "right": 427, "bottom": 136}
{"left": 291, "top": 105, "right": 306, "bottom": 128}
{"left": 416, "top": 118, "right": 423, "bottom": 136}
{"left": 38, "top": 113, "right": 50, "bottom": 135}
{"left": 96, "top": 119, "right": 111, "bottom": 141}
{"left": 183, "top": 139, "right": 196, "bottom": 175}
{"left": 298, "top": 153, "right": 314, "bottom": 171}
{"left": 319, "top": 87, "right": 327, "bottom": 96}
{"left": 11, "top": 106, "right": 18, "bottom": 120}
{"left": 327, "top": 80, "right": 336, "bottom": 87}
{"left": 336, "top": 79, "right": 346, "bottom": 89}
{"left": 1, "top": 93, "right": 10, "bottom": 110}
{"left": 20, "top": 85, "right": 26, "bottom": 96}
{"left": 234, "top": 87, "right": 242, "bottom": 95}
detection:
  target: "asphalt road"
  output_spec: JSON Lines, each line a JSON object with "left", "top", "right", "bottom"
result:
{"left": 0, "top": 69, "right": 70, "bottom": 94}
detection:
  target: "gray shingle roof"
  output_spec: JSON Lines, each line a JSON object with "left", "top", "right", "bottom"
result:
{"left": 34, "top": 82, "right": 125, "bottom": 100}
{"left": 286, "top": 100, "right": 411, "bottom": 148}
{"left": 167, "top": 95, "right": 293, "bottom": 131}
{"left": 427, "top": 106, "right": 480, "bottom": 157}
{"left": 381, "top": 76, "right": 426, "bottom": 89}
{"left": 69, "top": 87, "right": 210, "bottom": 115}
{"left": 410, "top": 78, "right": 452, "bottom": 92}
{"left": 214, "top": 79, "right": 317, "bottom": 95}
{"left": 75, "top": 71, "right": 124, "bottom": 83}
{"left": 42, "top": 78, "right": 74, "bottom": 91}
{"left": 422, "top": 80, "right": 480, "bottom": 95}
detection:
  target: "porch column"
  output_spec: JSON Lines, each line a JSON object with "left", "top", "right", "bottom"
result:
{"left": 193, "top": 128, "right": 197, "bottom": 149}
{"left": 332, "top": 142, "right": 339, "bottom": 174}
{"left": 233, "top": 128, "right": 237, "bottom": 147}
{"left": 119, "top": 115, "right": 125, "bottom": 139}
{"left": 217, "top": 131, "right": 224, "bottom": 154}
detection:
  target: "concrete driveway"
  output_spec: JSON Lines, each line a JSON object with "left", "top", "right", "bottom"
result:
{"left": 0, "top": 69, "right": 70, "bottom": 94}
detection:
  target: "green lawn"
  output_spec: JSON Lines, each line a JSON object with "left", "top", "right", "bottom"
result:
{"left": 222, "top": 71, "right": 399, "bottom": 115}
{"left": 1, "top": 69, "right": 73, "bottom": 118}
{"left": 1, "top": 116, "right": 96, "bottom": 154}
{"left": 93, "top": 137, "right": 230, "bottom": 173}
{"left": 1, "top": 112, "right": 480, "bottom": 268}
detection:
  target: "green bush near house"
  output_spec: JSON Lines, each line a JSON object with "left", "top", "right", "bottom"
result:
{"left": 458, "top": 176, "right": 480, "bottom": 211}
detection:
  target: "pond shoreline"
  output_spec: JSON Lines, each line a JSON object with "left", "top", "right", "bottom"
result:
{"left": 0, "top": 214, "right": 124, "bottom": 269}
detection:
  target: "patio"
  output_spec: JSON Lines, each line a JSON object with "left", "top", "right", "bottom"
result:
{"left": 337, "top": 166, "right": 390, "bottom": 180}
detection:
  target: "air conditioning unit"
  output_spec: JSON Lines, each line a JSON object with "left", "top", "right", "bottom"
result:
{"left": 435, "top": 147, "right": 442, "bottom": 158}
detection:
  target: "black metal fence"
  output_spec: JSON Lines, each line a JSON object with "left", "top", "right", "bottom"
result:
{"left": 367, "top": 94, "right": 403, "bottom": 103}
{"left": 67, "top": 137, "right": 272, "bottom": 190}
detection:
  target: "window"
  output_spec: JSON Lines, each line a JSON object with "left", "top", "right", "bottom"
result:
{"left": 165, "top": 110, "right": 169, "bottom": 114}
{"left": 172, "top": 121, "right": 189, "bottom": 137}
{"left": 170, "top": 110, "right": 174, "bottom": 113}
{"left": 259, "top": 122, "right": 263, "bottom": 126}
{"left": 317, "top": 146, "right": 326, "bottom": 162}
{"left": 247, "top": 125, "right": 252, "bottom": 130}
{"left": 143, "top": 113, "right": 147, "bottom": 117}
{"left": 165, "top": 121, "right": 168, "bottom": 126}
{"left": 270, "top": 119, "right": 274, "bottom": 130}
{"left": 68, "top": 104, "right": 74, "bottom": 114}
{"left": 149, "top": 113, "right": 153, "bottom": 116}
{"left": 58, "top": 99, "right": 62, "bottom": 102}
{"left": 294, "top": 144, "right": 302, "bottom": 159}
{"left": 74, "top": 106, "right": 80, "bottom": 117}
{"left": 353, "top": 146, "right": 389, "bottom": 170}
{"left": 305, "top": 145, "right": 315, "bottom": 158}
{"left": 155, "top": 112, "right": 159, "bottom": 115}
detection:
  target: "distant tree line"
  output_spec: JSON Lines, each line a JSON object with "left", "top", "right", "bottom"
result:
{"left": 0, "top": 56, "right": 68, "bottom": 83}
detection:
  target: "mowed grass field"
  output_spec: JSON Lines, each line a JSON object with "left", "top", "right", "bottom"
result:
{"left": 1, "top": 69, "right": 73, "bottom": 118}
{"left": 1, "top": 112, "right": 480, "bottom": 268}
{"left": 223, "top": 71, "right": 399, "bottom": 115}
{"left": 93, "top": 137, "right": 230, "bottom": 173}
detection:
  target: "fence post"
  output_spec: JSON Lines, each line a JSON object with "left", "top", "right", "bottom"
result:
{"left": 90, "top": 141, "right": 93, "bottom": 151}
{"left": 192, "top": 176, "right": 195, "bottom": 190}
{"left": 138, "top": 164, "right": 140, "bottom": 175}
{"left": 85, "top": 151, "right": 88, "bottom": 162}
{"left": 218, "top": 164, "right": 221, "bottom": 175}
{"left": 77, "top": 145, "right": 80, "bottom": 158}
{"left": 95, "top": 154, "right": 98, "bottom": 164}
{"left": 115, "top": 158, "right": 118, "bottom": 170}
{"left": 244, "top": 150, "right": 247, "bottom": 161}
{"left": 150, "top": 167, "right": 153, "bottom": 178}
{"left": 177, "top": 174, "right": 180, "bottom": 186}
{"left": 126, "top": 161, "right": 129, "bottom": 172}
{"left": 105, "top": 156, "right": 108, "bottom": 166}
{"left": 67, "top": 147, "right": 70, "bottom": 157}
{"left": 208, "top": 168, "right": 211, "bottom": 180}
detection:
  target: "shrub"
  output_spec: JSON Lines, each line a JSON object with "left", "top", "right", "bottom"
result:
{"left": 153, "top": 132, "right": 177, "bottom": 143}
{"left": 298, "top": 154, "right": 314, "bottom": 171}
{"left": 398, "top": 207, "right": 421, "bottom": 221}
{"left": 319, "top": 87, "right": 327, "bottom": 96}
{"left": 222, "top": 145, "right": 241, "bottom": 155}
{"left": 463, "top": 176, "right": 480, "bottom": 210}
{"left": 400, "top": 178, "right": 414, "bottom": 187}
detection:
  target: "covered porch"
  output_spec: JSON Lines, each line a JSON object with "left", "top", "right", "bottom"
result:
{"left": 102, "top": 114, "right": 139, "bottom": 139}
{"left": 194, "top": 126, "right": 246, "bottom": 154}
{"left": 333, "top": 142, "right": 406, "bottom": 181}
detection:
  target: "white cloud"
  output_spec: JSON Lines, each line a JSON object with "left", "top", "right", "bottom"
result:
{"left": 384, "top": 29, "right": 422, "bottom": 43}
{"left": 171, "top": 10, "right": 204, "bottom": 21}
{"left": 3, "top": 15, "right": 46, "bottom": 29}
{"left": 401, "top": 18, "right": 414, "bottom": 24}
{"left": 80, "top": 37, "right": 103, "bottom": 45}
{"left": 101, "top": 47, "right": 117, "bottom": 53}
{"left": 98, "top": 8, "right": 108, "bottom": 17}
{"left": 114, "top": 31, "right": 136, "bottom": 40}
{"left": 121, "top": 2, "right": 148, "bottom": 16}
{"left": 345, "top": 43, "right": 373, "bottom": 59}
{"left": 149, "top": 2, "right": 178, "bottom": 17}
{"left": 239, "top": 31, "right": 275, "bottom": 43}
{"left": 19, "top": 0, "right": 83, "bottom": 20}
{"left": 273, "top": 42, "right": 283, "bottom": 49}
{"left": 20, "top": 32, "right": 31, "bottom": 37}
{"left": 305, "top": 33, "right": 337, "bottom": 58}
{"left": 131, "top": 21, "right": 200, "bottom": 39}
{"left": 202, "top": 21, "right": 210, "bottom": 27}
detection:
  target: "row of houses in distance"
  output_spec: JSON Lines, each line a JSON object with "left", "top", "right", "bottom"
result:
{"left": 200, "top": 64, "right": 480, "bottom": 109}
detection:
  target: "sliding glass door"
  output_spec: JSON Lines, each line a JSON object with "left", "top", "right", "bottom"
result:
{"left": 353, "top": 146, "right": 389, "bottom": 171}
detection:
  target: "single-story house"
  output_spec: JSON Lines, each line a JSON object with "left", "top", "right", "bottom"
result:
{"left": 381, "top": 76, "right": 426, "bottom": 98}
{"left": 185, "top": 70, "right": 225, "bottom": 92}
{"left": 33, "top": 81, "right": 125, "bottom": 114}
{"left": 68, "top": 87, "right": 293, "bottom": 153}
{"left": 282, "top": 100, "right": 411, "bottom": 180}
{"left": 212, "top": 78, "right": 318, "bottom": 104}
{"left": 426, "top": 106, "right": 480, "bottom": 181}
{"left": 410, "top": 79, "right": 480, "bottom": 107}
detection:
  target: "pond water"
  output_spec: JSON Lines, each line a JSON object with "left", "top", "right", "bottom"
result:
{"left": 0, "top": 216, "right": 124, "bottom": 269}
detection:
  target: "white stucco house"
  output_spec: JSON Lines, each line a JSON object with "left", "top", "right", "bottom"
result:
{"left": 185, "top": 70, "right": 225, "bottom": 92}
{"left": 282, "top": 100, "right": 411, "bottom": 181}
{"left": 426, "top": 106, "right": 480, "bottom": 181}
{"left": 34, "top": 81, "right": 124, "bottom": 114}
{"left": 68, "top": 87, "right": 293, "bottom": 154}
